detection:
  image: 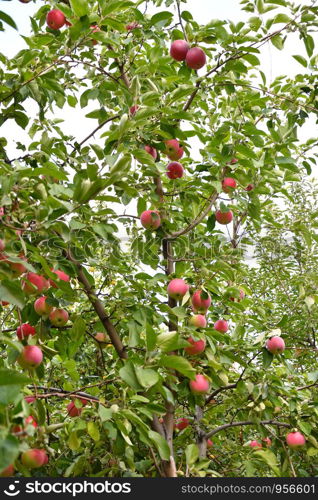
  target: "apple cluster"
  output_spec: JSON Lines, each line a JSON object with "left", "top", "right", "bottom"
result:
{"left": 0, "top": 239, "right": 71, "bottom": 372}
{"left": 170, "top": 40, "right": 207, "bottom": 70}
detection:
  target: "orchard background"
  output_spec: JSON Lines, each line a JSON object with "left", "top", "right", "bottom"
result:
{"left": 0, "top": 0, "right": 317, "bottom": 478}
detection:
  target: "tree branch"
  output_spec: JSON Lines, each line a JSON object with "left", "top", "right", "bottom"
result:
{"left": 182, "top": 6, "right": 316, "bottom": 113}
{"left": 65, "top": 248, "right": 127, "bottom": 359}
{"left": 206, "top": 420, "right": 290, "bottom": 439}
{"left": 165, "top": 190, "right": 218, "bottom": 240}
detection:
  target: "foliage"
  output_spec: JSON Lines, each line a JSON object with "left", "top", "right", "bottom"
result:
{"left": 0, "top": 0, "right": 317, "bottom": 478}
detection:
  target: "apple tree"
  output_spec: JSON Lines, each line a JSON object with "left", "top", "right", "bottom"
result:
{"left": 0, "top": 0, "right": 317, "bottom": 477}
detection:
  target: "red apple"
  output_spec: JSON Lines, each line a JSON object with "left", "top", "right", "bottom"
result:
{"left": 24, "top": 396, "right": 36, "bottom": 404}
{"left": 17, "top": 323, "right": 36, "bottom": 340}
{"left": 67, "top": 398, "right": 87, "bottom": 417}
{"left": 207, "top": 439, "right": 213, "bottom": 448}
{"left": 286, "top": 431, "right": 306, "bottom": 448}
{"left": 189, "top": 374, "right": 210, "bottom": 395}
{"left": 49, "top": 308, "right": 69, "bottom": 327}
{"left": 185, "top": 336, "right": 206, "bottom": 355}
{"left": 189, "top": 315, "right": 207, "bottom": 329}
{"left": 174, "top": 417, "right": 190, "bottom": 430}
{"left": 266, "top": 336, "right": 285, "bottom": 355}
{"left": 192, "top": 290, "right": 211, "bottom": 313}
{"left": 144, "top": 145, "right": 157, "bottom": 160}
{"left": 125, "top": 22, "right": 140, "bottom": 31}
{"left": 222, "top": 177, "right": 237, "bottom": 193}
{"left": 21, "top": 272, "right": 50, "bottom": 295}
{"left": 12, "top": 424, "right": 23, "bottom": 435}
{"left": 9, "top": 253, "right": 27, "bottom": 275}
{"left": 262, "top": 437, "right": 272, "bottom": 447}
{"left": 95, "top": 332, "right": 107, "bottom": 347}
{"left": 215, "top": 209, "right": 233, "bottom": 225}
{"left": 186, "top": 47, "right": 206, "bottom": 70}
{"left": 91, "top": 24, "right": 100, "bottom": 45}
{"left": 245, "top": 184, "right": 254, "bottom": 191}
{"left": 250, "top": 440, "right": 262, "bottom": 449}
{"left": 0, "top": 464, "right": 14, "bottom": 477}
{"left": 167, "top": 162, "right": 184, "bottom": 179}
{"left": 21, "top": 449, "right": 47, "bottom": 468}
{"left": 164, "top": 139, "right": 184, "bottom": 161}
{"left": 1, "top": 301, "right": 9, "bottom": 306}
{"left": 140, "top": 210, "right": 161, "bottom": 230}
{"left": 167, "top": 278, "right": 189, "bottom": 300}
{"left": 229, "top": 288, "right": 245, "bottom": 302}
{"left": 67, "top": 401, "right": 82, "bottom": 417}
{"left": 18, "top": 345, "right": 43, "bottom": 369}
{"left": 214, "top": 319, "right": 228, "bottom": 333}
{"left": 228, "top": 158, "right": 238, "bottom": 165}
{"left": 34, "top": 296, "right": 53, "bottom": 316}
{"left": 49, "top": 268, "right": 70, "bottom": 288}
{"left": 25, "top": 415, "right": 38, "bottom": 428}
{"left": 129, "top": 105, "right": 139, "bottom": 116}
{"left": 46, "top": 9, "right": 66, "bottom": 30}
{"left": 170, "top": 40, "right": 190, "bottom": 61}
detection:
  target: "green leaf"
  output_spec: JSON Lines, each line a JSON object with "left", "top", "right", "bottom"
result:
{"left": 87, "top": 421, "right": 100, "bottom": 442}
{"left": 292, "top": 55, "right": 307, "bottom": 68}
{"left": 135, "top": 367, "right": 159, "bottom": 389}
{"left": 185, "top": 443, "right": 199, "bottom": 466}
{"left": 159, "top": 355, "right": 196, "bottom": 379}
{"left": 262, "top": 348, "right": 273, "bottom": 368}
{"left": 0, "top": 369, "right": 30, "bottom": 386}
{"left": 0, "top": 376, "right": 27, "bottom": 406}
{"left": 70, "top": 0, "right": 89, "bottom": 17}
{"left": 146, "top": 323, "right": 157, "bottom": 352}
{"left": 157, "top": 331, "right": 189, "bottom": 352}
{"left": 0, "top": 280, "right": 25, "bottom": 308}
{"left": 68, "top": 431, "right": 81, "bottom": 451}
{"left": 253, "top": 449, "right": 280, "bottom": 476}
{"left": 307, "top": 447, "right": 318, "bottom": 457}
{"left": 303, "top": 34, "right": 314, "bottom": 57}
{"left": 98, "top": 405, "right": 113, "bottom": 422}
{"left": 150, "top": 11, "right": 173, "bottom": 27}
{"left": 272, "top": 13, "right": 290, "bottom": 23}
{"left": 119, "top": 361, "right": 143, "bottom": 391}
{"left": 256, "top": 0, "right": 265, "bottom": 13}
{"left": 148, "top": 430, "right": 170, "bottom": 460}
{"left": 0, "top": 11, "right": 17, "bottom": 30}
{"left": 271, "top": 34, "right": 284, "bottom": 50}
{"left": 297, "top": 421, "right": 312, "bottom": 436}
{"left": 0, "top": 435, "right": 19, "bottom": 472}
